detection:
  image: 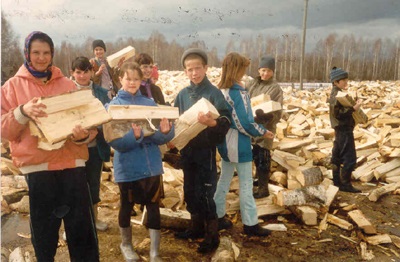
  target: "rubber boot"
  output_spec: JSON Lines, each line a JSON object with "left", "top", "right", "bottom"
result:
{"left": 218, "top": 216, "right": 233, "bottom": 231}
{"left": 253, "top": 167, "right": 270, "bottom": 199}
{"left": 331, "top": 164, "right": 341, "bottom": 187}
{"left": 93, "top": 204, "right": 108, "bottom": 231}
{"left": 149, "top": 229, "right": 163, "bottom": 262}
{"left": 175, "top": 214, "right": 205, "bottom": 240}
{"left": 119, "top": 226, "right": 139, "bottom": 262}
{"left": 340, "top": 170, "right": 361, "bottom": 193}
{"left": 197, "top": 219, "right": 220, "bottom": 253}
{"left": 243, "top": 224, "right": 271, "bottom": 237}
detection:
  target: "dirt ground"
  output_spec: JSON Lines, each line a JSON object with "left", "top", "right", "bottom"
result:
{"left": 2, "top": 181, "right": 400, "bottom": 262}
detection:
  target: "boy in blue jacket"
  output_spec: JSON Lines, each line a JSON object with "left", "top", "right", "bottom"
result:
{"left": 173, "top": 48, "right": 230, "bottom": 253}
{"left": 106, "top": 62, "right": 174, "bottom": 261}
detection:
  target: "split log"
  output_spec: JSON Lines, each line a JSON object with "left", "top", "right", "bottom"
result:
{"left": 390, "top": 235, "right": 400, "bottom": 249}
{"left": 171, "top": 98, "right": 219, "bottom": 150}
{"left": 1, "top": 157, "right": 21, "bottom": 176}
{"left": 348, "top": 209, "right": 376, "bottom": 234}
{"left": 103, "top": 105, "right": 179, "bottom": 142}
{"left": 365, "top": 234, "right": 392, "bottom": 245}
{"left": 262, "top": 224, "right": 288, "bottom": 231}
{"left": 277, "top": 138, "right": 313, "bottom": 151}
{"left": 326, "top": 214, "right": 354, "bottom": 230}
{"left": 250, "top": 93, "right": 270, "bottom": 106}
{"left": 368, "top": 182, "right": 400, "bottom": 202}
{"left": 324, "top": 185, "right": 339, "bottom": 208}
{"left": 211, "top": 236, "right": 235, "bottom": 262}
{"left": 295, "top": 166, "right": 323, "bottom": 187}
{"left": 107, "top": 46, "right": 136, "bottom": 68}
{"left": 288, "top": 206, "right": 318, "bottom": 225}
{"left": 251, "top": 100, "right": 282, "bottom": 116}
{"left": 275, "top": 185, "right": 327, "bottom": 207}
{"left": 32, "top": 89, "right": 111, "bottom": 144}
{"left": 374, "top": 158, "right": 400, "bottom": 180}
{"left": 336, "top": 91, "right": 368, "bottom": 124}
{"left": 272, "top": 150, "right": 306, "bottom": 170}
{"left": 360, "top": 242, "right": 375, "bottom": 261}
{"left": 353, "top": 159, "right": 382, "bottom": 180}
{"left": 159, "top": 208, "right": 190, "bottom": 230}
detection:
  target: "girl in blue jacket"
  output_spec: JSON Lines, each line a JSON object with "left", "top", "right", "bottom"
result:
{"left": 106, "top": 62, "right": 174, "bottom": 262}
{"left": 214, "top": 53, "right": 274, "bottom": 237}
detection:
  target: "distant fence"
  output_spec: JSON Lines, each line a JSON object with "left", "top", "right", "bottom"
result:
{"left": 279, "top": 82, "right": 331, "bottom": 90}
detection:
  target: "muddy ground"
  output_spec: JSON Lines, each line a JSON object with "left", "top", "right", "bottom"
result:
{"left": 2, "top": 181, "right": 400, "bottom": 262}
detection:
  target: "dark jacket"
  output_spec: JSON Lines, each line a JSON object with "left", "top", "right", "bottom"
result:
{"left": 139, "top": 80, "right": 166, "bottom": 105}
{"left": 174, "top": 76, "right": 230, "bottom": 149}
{"left": 246, "top": 76, "right": 283, "bottom": 149}
{"left": 329, "top": 86, "right": 355, "bottom": 131}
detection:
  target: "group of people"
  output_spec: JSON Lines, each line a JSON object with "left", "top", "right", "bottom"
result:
{"left": 1, "top": 31, "right": 362, "bottom": 262}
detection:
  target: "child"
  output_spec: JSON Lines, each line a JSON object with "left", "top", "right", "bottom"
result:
{"left": 71, "top": 56, "right": 111, "bottom": 231}
{"left": 328, "top": 67, "right": 362, "bottom": 193}
{"left": 135, "top": 54, "right": 165, "bottom": 105}
{"left": 214, "top": 52, "right": 274, "bottom": 236}
{"left": 90, "top": 39, "right": 125, "bottom": 98}
{"left": 106, "top": 62, "right": 174, "bottom": 261}
{"left": 173, "top": 48, "right": 230, "bottom": 253}
{"left": 246, "top": 56, "right": 283, "bottom": 198}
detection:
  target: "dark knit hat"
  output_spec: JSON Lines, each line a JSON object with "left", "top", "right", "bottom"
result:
{"left": 259, "top": 56, "right": 275, "bottom": 71}
{"left": 330, "top": 67, "right": 348, "bottom": 82}
{"left": 181, "top": 48, "right": 208, "bottom": 67}
{"left": 92, "top": 39, "right": 106, "bottom": 51}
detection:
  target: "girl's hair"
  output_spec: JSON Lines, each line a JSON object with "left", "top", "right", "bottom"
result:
{"left": 217, "top": 52, "right": 250, "bottom": 89}
{"left": 119, "top": 62, "right": 144, "bottom": 79}
{"left": 135, "top": 53, "right": 154, "bottom": 65}
{"left": 71, "top": 56, "right": 93, "bottom": 72}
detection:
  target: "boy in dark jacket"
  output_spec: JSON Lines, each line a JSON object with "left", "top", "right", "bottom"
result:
{"left": 173, "top": 48, "right": 230, "bottom": 253}
{"left": 328, "top": 67, "right": 362, "bottom": 193}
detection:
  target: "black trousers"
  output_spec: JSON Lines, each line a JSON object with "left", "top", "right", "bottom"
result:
{"left": 27, "top": 168, "right": 99, "bottom": 262}
{"left": 331, "top": 128, "right": 357, "bottom": 174}
{"left": 181, "top": 147, "right": 218, "bottom": 221}
{"left": 86, "top": 147, "right": 103, "bottom": 205}
{"left": 252, "top": 145, "right": 271, "bottom": 174}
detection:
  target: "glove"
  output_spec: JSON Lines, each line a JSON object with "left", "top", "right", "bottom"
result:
{"left": 255, "top": 109, "right": 273, "bottom": 124}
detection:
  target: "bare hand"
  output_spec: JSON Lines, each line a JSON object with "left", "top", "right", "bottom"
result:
{"left": 97, "top": 64, "right": 106, "bottom": 75}
{"left": 198, "top": 111, "right": 216, "bottom": 127}
{"left": 159, "top": 118, "right": 171, "bottom": 134}
{"left": 21, "top": 97, "right": 47, "bottom": 122}
{"left": 166, "top": 142, "right": 175, "bottom": 149}
{"left": 353, "top": 99, "right": 362, "bottom": 111}
{"left": 263, "top": 130, "right": 274, "bottom": 139}
{"left": 71, "top": 125, "right": 89, "bottom": 141}
{"left": 87, "top": 128, "right": 98, "bottom": 143}
{"left": 131, "top": 123, "right": 142, "bottom": 139}
{"left": 117, "top": 57, "right": 126, "bottom": 68}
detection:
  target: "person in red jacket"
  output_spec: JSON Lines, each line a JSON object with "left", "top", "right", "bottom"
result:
{"left": 1, "top": 31, "right": 99, "bottom": 261}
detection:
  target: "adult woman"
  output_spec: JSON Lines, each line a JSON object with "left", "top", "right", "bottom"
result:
{"left": 1, "top": 31, "right": 98, "bottom": 261}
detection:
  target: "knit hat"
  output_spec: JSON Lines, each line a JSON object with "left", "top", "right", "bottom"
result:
{"left": 259, "top": 56, "right": 275, "bottom": 71}
{"left": 181, "top": 48, "right": 208, "bottom": 67}
{"left": 330, "top": 67, "right": 348, "bottom": 82}
{"left": 92, "top": 39, "right": 106, "bottom": 51}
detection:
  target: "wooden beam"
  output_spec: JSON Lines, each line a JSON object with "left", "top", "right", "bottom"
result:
{"left": 33, "top": 89, "right": 112, "bottom": 144}
{"left": 107, "top": 46, "right": 136, "bottom": 68}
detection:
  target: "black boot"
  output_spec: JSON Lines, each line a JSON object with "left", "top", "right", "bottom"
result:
{"left": 197, "top": 219, "right": 220, "bottom": 253}
{"left": 175, "top": 214, "right": 205, "bottom": 240}
{"left": 218, "top": 216, "right": 233, "bottom": 230}
{"left": 340, "top": 170, "right": 361, "bottom": 193}
{"left": 253, "top": 167, "right": 270, "bottom": 199}
{"left": 243, "top": 224, "right": 271, "bottom": 237}
{"left": 331, "top": 164, "right": 341, "bottom": 187}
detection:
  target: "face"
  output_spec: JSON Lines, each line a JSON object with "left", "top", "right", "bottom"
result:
{"left": 119, "top": 69, "right": 142, "bottom": 95}
{"left": 29, "top": 40, "right": 52, "bottom": 72}
{"left": 335, "top": 78, "right": 349, "bottom": 90}
{"left": 94, "top": 47, "right": 105, "bottom": 59}
{"left": 184, "top": 58, "right": 207, "bottom": 85}
{"left": 72, "top": 68, "right": 92, "bottom": 86}
{"left": 140, "top": 64, "right": 153, "bottom": 80}
{"left": 258, "top": 68, "right": 274, "bottom": 81}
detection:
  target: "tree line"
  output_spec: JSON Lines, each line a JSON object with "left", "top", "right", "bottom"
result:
{"left": 2, "top": 14, "right": 400, "bottom": 84}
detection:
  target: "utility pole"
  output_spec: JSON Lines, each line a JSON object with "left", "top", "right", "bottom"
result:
{"left": 299, "top": 0, "right": 308, "bottom": 90}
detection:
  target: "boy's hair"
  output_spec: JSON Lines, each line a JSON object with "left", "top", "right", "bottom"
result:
{"left": 218, "top": 52, "right": 250, "bottom": 89}
{"left": 119, "top": 62, "right": 143, "bottom": 79}
{"left": 330, "top": 67, "right": 348, "bottom": 83}
{"left": 181, "top": 48, "right": 208, "bottom": 68}
{"left": 135, "top": 53, "right": 154, "bottom": 65}
{"left": 71, "top": 56, "right": 93, "bottom": 72}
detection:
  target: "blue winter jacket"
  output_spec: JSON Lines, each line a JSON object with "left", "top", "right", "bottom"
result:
{"left": 106, "top": 89, "right": 175, "bottom": 183}
{"left": 218, "top": 83, "right": 266, "bottom": 163}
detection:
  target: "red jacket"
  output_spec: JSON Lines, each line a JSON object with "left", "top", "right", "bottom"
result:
{"left": 1, "top": 65, "right": 88, "bottom": 173}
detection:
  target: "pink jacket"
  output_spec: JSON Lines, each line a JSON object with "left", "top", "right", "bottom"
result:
{"left": 1, "top": 65, "right": 88, "bottom": 173}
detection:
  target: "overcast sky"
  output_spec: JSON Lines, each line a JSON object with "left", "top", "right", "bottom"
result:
{"left": 2, "top": 0, "right": 400, "bottom": 55}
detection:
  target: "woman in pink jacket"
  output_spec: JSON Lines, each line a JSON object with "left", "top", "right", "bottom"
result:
{"left": 1, "top": 31, "right": 99, "bottom": 261}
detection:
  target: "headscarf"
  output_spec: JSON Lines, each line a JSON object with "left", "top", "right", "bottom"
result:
{"left": 23, "top": 31, "right": 54, "bottom": 78}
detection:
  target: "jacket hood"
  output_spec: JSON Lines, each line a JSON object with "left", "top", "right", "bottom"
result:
{"left": 14, "top": 65, "right": 66, "bottom": 84}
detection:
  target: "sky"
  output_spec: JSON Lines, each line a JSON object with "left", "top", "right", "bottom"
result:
{"left": 2, "top": 0, "right": 400, "bottom": 55}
